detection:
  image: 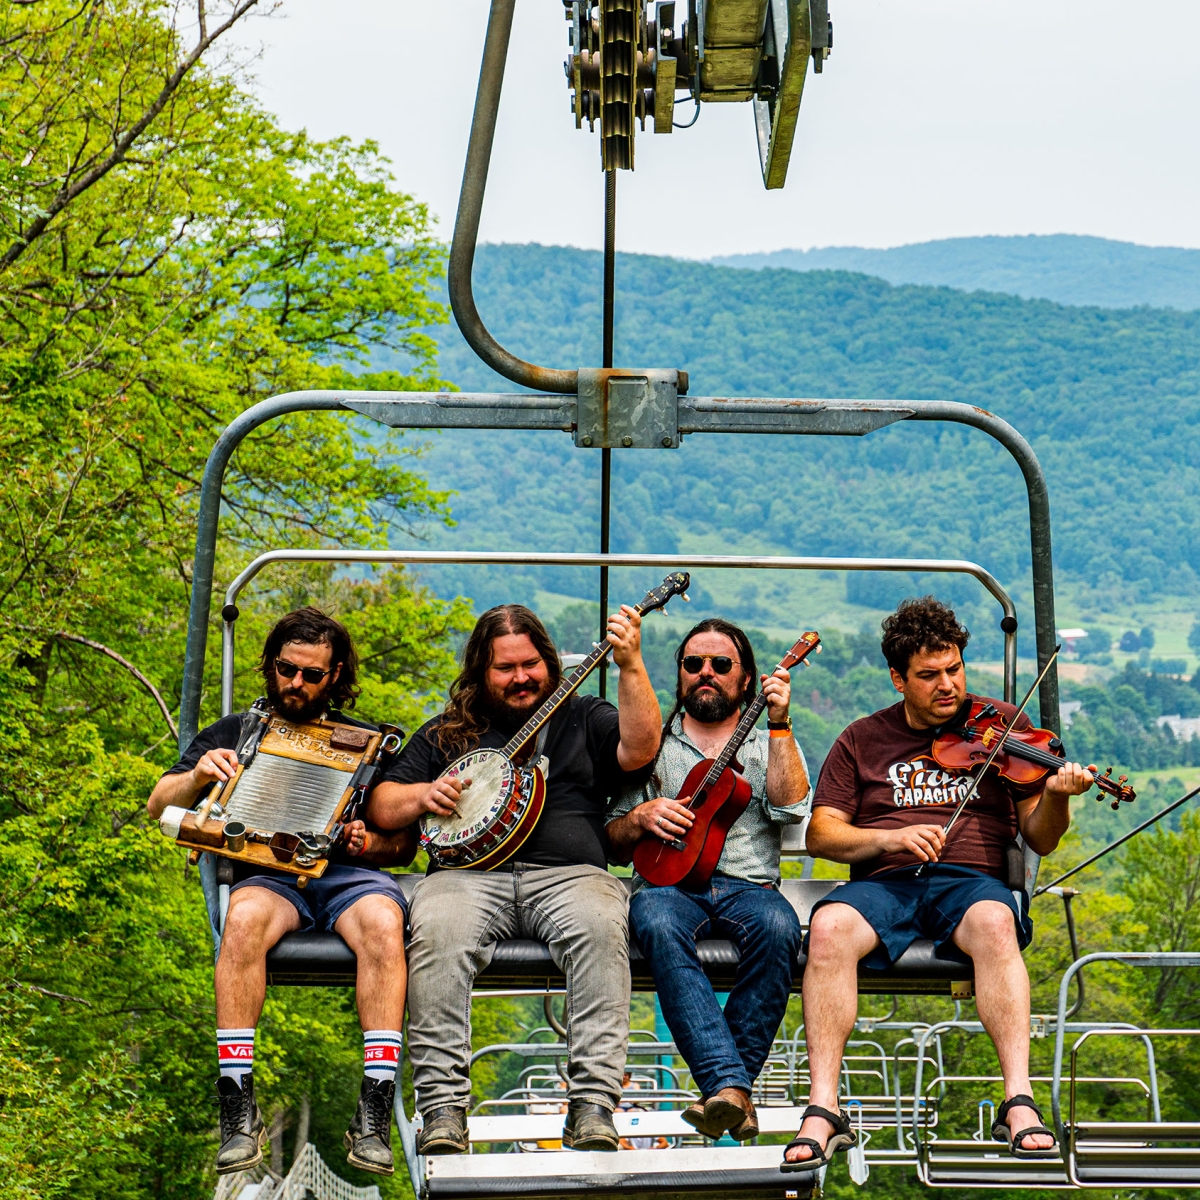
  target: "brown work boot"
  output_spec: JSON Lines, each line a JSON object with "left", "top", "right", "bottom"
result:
{"left": 702, "top": 1087, "right": 759, "bottom": 1141}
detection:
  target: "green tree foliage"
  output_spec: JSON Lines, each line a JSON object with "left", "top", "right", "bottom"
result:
{"left": 0, "top": 3, "right": 468, "bottom": 1195}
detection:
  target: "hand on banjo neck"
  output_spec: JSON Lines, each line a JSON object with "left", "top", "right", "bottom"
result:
{"left": 420, "top": 573, "right": 691, "bottom": 870}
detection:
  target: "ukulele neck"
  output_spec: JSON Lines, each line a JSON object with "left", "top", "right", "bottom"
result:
{"left": 697, "top": 691, "right": 770, "bottom": 792}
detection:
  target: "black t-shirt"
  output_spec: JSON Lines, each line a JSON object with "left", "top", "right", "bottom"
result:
{"left": 164, "top": 707, "right": 378, "bottom": 872}
{"left": 383, "top": 694, "right": 642, "bottom": 871}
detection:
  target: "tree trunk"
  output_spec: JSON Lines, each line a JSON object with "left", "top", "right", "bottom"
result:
{"left": 293, "top": 1094, "right": 311, "bottom": 1160}
{"left": 268, "top": 1108, "right": 287, "bottom": 1176}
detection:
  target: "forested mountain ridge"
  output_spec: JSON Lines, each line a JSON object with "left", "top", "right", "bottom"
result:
{"left": 710, "top": 234, "right": 1200, "bottom": 310}
{"left": 408, "top": 243, "right": 1200, "bottom": 618}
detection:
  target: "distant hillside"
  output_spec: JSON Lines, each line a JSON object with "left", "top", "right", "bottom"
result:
{"left": 390, "top": 243, "right": 1200, "bottom": 639}
{"left": 710, "top": 235, "right": 1200, "bottom": 310}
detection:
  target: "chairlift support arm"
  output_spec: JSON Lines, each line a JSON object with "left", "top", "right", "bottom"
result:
{"left": 179, "top": 390, "right": 1058, "bottom": 749}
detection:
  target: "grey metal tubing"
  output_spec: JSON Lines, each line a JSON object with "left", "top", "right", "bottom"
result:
{"left": 448, "top": 0, "right": 576, "bottom": 393}
{"left": 1051, "top": 953, "right": 1200, "bottom": 1139}
{"left": 182, "top": 392, "right": 1054, "bottom": 739}
{"left": 393, "top": 1083, "right": 423, "bottom": 1196}
{"left": 218, "top": 548, "right": 1018, "bottom": 715}
{"left": 914, "top": 1017, "right": 1150, "bottom": 1153}
{"left": 906, "top": 402, "right": 1058, "bottom": 732}
{"left": 677, "top": 397, "right": 1059, "bottom": 730}
{"left": 179, "top": 389, "right": 570, "bottom": 747}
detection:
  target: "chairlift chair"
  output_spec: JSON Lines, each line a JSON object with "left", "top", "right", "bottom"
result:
{"left": 172, "top": 1, "right": 1200, "bottom": 1196}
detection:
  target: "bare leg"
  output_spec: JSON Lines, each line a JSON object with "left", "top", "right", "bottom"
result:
{"left": 952, "top": 900, "right": 1053, "bottom": 1151}
{"left": 334, "top": 894, "right": 407, "bottom": 1031}
{"left": 215, "top": 887, "right": 301, "bottom": 1027}
{"left": 785, "top": 903, "right": 880, "bottom": 1163}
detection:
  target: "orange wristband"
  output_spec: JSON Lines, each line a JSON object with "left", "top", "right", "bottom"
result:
{"left": 769, "top": 728, "right": 791, "bottom": 739}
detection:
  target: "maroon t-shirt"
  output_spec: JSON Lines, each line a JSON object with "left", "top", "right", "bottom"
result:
{"left": 813, "top": 695, "right": 1042, "bottom": 881}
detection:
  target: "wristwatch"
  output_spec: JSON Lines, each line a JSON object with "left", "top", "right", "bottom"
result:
{"left": 767, "top": 716, "right": 792, "bottom": 731}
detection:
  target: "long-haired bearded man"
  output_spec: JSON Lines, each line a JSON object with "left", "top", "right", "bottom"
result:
{"left": 148, "top": 607, "right": 415, "bottom": 1179}
{"left": 368, "top": 603, "right": 662, "bottom": 1155}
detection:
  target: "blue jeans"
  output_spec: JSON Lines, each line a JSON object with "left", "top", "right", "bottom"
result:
{"left": 630, "top": 874, "right": 802, "bottom": 1097}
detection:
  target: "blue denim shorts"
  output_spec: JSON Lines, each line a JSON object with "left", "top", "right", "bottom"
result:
{"left": 806, "top": 863, "right": 1031, "bottom": 970}
{"left": 231, "top": 862, "right": 409, "bottom": 933}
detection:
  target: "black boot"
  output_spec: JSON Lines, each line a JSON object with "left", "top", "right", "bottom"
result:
{"left": 216, "top": 1074, "right": 266, "bottom": 1175}
{"left": 343, "top": 1076, "right": 395, "bottom": 1176}
{"left": 417, "top": 1105, "right": 469, "bottom": 1155}
{"left": 562, "top": 1101, "right": 619, "bottom": 1152}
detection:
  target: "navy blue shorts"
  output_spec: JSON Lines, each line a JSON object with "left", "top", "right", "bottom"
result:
{"left": 230, "top": 863, "right": 409, "bottom": 933}
{"left": 806, "top": 864, "right": 1031, "bottom": 970}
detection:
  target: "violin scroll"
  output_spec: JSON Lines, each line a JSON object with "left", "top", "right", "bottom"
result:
{"left": 1088, "top": 764, "right": 1136, "bottom": 809}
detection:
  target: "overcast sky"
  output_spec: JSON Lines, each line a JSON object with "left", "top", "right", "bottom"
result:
{"left": 237, "top": 0, "right": 1200, "bottom": 258}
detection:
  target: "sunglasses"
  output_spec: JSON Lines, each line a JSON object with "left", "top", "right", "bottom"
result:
{"left": 275, "top": 658, "right": 335, "bottom": 685}
{"left": 681, "top": 654, "right": 740, "bottom": 675}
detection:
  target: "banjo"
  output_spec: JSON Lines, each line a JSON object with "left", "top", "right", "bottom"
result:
{"left": 422, "top": 572, "right": 691, "bottom": 870}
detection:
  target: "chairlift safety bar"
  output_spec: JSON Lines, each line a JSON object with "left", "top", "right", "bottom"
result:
{"left": 218, "top": 549, "right": 1019, "bottom": 717}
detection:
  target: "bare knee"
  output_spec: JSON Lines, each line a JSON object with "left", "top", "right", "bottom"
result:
{"left": 806, "top": 904, "right": 874, "bottom": 969}
{"left": 339, "top": 896, "right": 406, "bottom": 963}
{"left": 220, "top": 890, "right": 295, "bottom": 966}
{"left": 957, "top": 901, "right": 1021, "bottom": 960}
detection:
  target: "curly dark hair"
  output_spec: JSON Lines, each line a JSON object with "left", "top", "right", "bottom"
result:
{"left": 258, "top": 606, "right": 360, "bottom": 710}
{"left": 880, "top": 596, "right": 970, "bottom": 677}
{"left": 435, "top": 605, "right": 563, "bottom": 760}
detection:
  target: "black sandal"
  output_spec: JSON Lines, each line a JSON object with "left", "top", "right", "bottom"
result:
{"left": 780, "top": 1104, "right": 857, "bottom": 1173}
{"left": 991, "top": 1094, "right": 1059, "bottom": 1159}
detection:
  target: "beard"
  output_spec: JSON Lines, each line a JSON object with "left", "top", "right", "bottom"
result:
{"left": 682, "top": 679, "right": 741, "bottom": 723}
{"left": 265, "top": 671, "right": 333, "bottom": 723}
{"left": 482, "top": 678, "right": 551, "bottom": 734}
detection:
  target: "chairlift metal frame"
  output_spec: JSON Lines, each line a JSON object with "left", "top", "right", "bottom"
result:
{"left": 170, "top": 2, "right": 1110, "bottom": 1195}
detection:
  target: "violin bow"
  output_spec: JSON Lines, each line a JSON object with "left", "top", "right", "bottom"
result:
{"left": 914, "top": 645, "right": 1061, "bottom": 877}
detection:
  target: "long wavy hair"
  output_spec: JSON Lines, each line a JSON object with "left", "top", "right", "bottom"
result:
{"left": 435, "top": 605, "right": 563, "bottom": 759}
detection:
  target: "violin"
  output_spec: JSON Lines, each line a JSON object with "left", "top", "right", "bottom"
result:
{"left": 932, "top": 700, "right": 1136, "bottom": 809}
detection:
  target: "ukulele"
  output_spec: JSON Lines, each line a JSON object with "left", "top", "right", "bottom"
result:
{"left": 421, "top": 572, "right": 692, "bottom": 871}
{"left": 633, "top": 632, "right": 821, "bottom": 889}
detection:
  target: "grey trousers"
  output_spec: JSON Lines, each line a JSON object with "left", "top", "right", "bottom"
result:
{"left": 406, "top": 863, "right": 631, "bottom": 1112}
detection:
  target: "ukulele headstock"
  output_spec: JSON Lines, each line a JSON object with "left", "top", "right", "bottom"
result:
{"left": 779, "top": 632, "right": 822, "bottom": 671}
{"left": 636, "top": 572, "right": 691, "bottom": 617}
{"left": 1088, "top": 764, "right": 1136, "bottom": 809}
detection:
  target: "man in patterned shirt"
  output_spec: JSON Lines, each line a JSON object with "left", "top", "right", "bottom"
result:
{"left": 607, "top": 618, "right": 810, "bottom": 1142}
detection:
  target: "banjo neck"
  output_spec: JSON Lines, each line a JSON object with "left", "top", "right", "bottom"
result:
{"left": 499, "top": 572, "right": 692, "bottom": 761}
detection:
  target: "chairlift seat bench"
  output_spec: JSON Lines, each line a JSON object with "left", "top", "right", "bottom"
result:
{"left": 263, "top": 874, "right": 975, "bottom": 994}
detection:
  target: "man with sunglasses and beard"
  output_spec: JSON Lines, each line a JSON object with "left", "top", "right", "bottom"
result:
{"left": 148, "top": 607, "right": 413, "bottom": 1179}
{"left": 606, "top": 619, "right": 810, "bottom": 1142}
{"left": 367, "top": 603, "right": 662, "bottom": 1156}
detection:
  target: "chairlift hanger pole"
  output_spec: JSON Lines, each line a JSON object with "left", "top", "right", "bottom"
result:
{"left": 178, "top": 393, "right": 1058, "bottom": 748}
{"left": 1033, "top": 781, "right": 1200, "bottom": 897}
{"left": 599, "top": 169, "right": 616, "bottom": 698}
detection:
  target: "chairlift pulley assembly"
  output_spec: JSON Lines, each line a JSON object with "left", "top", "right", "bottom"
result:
{"left": 564, "top": 0, "right": 832, "bottom": 187}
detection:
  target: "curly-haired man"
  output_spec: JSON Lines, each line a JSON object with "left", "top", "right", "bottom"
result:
{"left": 782, "top": 597, "right": 1093, "bottom": 1172}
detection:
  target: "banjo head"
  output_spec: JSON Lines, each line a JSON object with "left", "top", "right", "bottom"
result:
{"left": 422, "top": 748, "right": 519, "bottom": 861}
